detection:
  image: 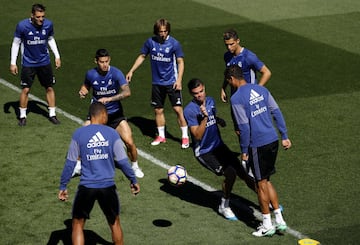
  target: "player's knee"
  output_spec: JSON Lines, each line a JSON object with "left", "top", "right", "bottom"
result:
{"left": 21, "top": 87, "right": 30, "bottom": 94}
{"left": 46, "top": 86, "right": 54, "bottom": 93}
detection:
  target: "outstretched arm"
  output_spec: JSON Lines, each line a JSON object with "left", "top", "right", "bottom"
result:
{"left": 126, "top": 54, "right": 146, "bottom": 82}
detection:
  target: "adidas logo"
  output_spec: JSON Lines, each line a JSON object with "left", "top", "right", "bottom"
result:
{"left": 250, "top": 89, "right": 267, "bottom": 117}
{"left": 249, "top": 89, "right": 264, "bottom": 105}
{"left": 87, "top": 131, "right": 109, "bottom": 148}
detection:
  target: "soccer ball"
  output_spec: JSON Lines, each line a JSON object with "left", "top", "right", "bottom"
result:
{"left": 167, "top": 165, "right": 187, "bottom": 186}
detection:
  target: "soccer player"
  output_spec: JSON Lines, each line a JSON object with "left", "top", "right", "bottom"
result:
{"left": 184, "top": 78, "right": 255, "bottom": 221}
{"left": 221, "top": 28, "right": 271, "bottom": 102}
{"left": 78, "top": 49, "right": 144, "bottom": 178}
{"left": 126, "top": 18, "right": 189, "bottom": 149}
{"left": 221, "top": 29, "right": 271, "bottom": 135}
{"left": 10, "top": 3, "right": 61, "bottom": 126}
{"left": 58, "top": 102, "right": 140, "bottom": 245}
{"left": 225, "top": 65, "right": 290, "bottom": 237}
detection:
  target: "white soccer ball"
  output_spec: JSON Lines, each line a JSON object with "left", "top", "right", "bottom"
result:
{"left": 167, "top": 165, "right": 187, "bottom": 186}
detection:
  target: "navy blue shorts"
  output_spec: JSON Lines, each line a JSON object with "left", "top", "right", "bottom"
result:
{"left": 72, "top": 185, "right": 120, "bottom": 225}
{"left": 248, "top": 140, "right": 279, "bottom": 181}
{"left": 107, "top": 109, "right": 126, "bottom": 129}
{"left": 20, "top": 64, "right": 55, "bottom": 88}
{"left": 196, "top": 144, "right": 243, "bottom": 176}
{"left": 86, "top": 108, "right": 126, "bottom": 129}
{"left": 151, "top": 84, "right": 183, "bottom": 108}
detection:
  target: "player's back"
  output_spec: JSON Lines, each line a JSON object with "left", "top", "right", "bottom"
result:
{"left": 74, "top": 124, "right": 122, "bottom": 187}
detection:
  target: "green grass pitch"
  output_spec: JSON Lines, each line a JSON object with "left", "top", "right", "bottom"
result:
{"left": 0, "top": 0, "right": 360, "bottom": 244}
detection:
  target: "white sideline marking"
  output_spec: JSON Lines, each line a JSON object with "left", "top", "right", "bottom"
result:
{"left": 0, "top": 77, "right": 307, "bottom": 239}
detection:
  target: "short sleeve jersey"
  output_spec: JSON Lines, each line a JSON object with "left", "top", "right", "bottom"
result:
{"left": 141, "top": 36, "right": 184, "bottom": 86}
{"left": 224, "top": 48, "right": 264, "bottom": 94}
{"left": 184, "top": 96, "right": 223, "bottom": 156}
{"left": 84, "top": 66, "right": 127, "bottom": 114}
{"left": 14, "top": 18, "right": 54, "bottom": 67}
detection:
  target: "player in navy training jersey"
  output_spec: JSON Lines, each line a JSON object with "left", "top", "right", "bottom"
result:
{"left": 58, "top": 102, "right": 140, "bottom": 245}
{"left": 10, "top": 3, "right": 61, "bottom": 126}
{"left": 184, "top": 78, "right": 255, "bottom": 221}
{"left": 221, "top": 29, "right": 271, "bottom": 134}
{"left": 78, "top": 49, "right": 144, "bottom": 178}
{"left": 126, "top": 18, "right": 189, "bottom": 149}
{"left": 226, "top": 65, "right": 291, "bottom": 237}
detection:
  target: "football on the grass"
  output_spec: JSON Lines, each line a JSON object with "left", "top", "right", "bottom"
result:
{"left": 167, "top": 165, "right": 187, "bottom": 186}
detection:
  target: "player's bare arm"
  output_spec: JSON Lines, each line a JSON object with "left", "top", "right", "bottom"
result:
{"left": 173, "top": 57, "right": 184, "bottom": 90}
{"left": 126, "top": 54, "right": 146, "bottom": 82}
{"left": 258, "top": 65, "right": 271, "bottom": 86}
{"left": 98, "top": 84, "right": 131, "bottom": 104}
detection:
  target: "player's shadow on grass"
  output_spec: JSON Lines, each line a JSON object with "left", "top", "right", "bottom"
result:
{"left": 47, "top": 219, "right": 113, "bottom": 245}
{"left": 3, "top": 100, "right": 48, "bottom": 119}
{"left": 159, "top": 179, "right": 259, "bottom": 229}
{"left": 128, "top": 116, "right": 182, "bottom": 144}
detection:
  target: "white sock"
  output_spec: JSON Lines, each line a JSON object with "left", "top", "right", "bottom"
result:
{"left": 48, "top": 107, "right": 56, "bottom": 117}
{"left": 274, "top": 208, "right": 285, "bottom": 224}
{"left": 132, "top": 161, "right": 139, "bottom": 168}
{"left": 262, "top": 213, "right": 273, "bottom": 228}
{"left": 181, "top": 126, "right": 188, "bottom": 138}
{"left": 158, "top": 126, "right": 165, "bottom": 138}
{"left": 220, "top": 197, "right": 230, "bottom": 208}
{"left": 19, "top": 107, "right": 27, "bottom": 118}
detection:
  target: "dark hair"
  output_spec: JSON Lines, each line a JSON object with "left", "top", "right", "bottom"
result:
{"left": 187, "top": 78, "right": 204, "bottom": 92}
{"left": 223, "top": 29, "right": 239, "bottom": 41}
{"left": 95, "top": 49, "right": 110, "bottom": 60}
{"left": 32, "top": 3, "right": 46, "bottom": 14}
{"left": 153, "top": 18, "right": 171, "bottom": 35}
{"left": 224, "top": 65, "right": 244, "bottom": 81}
{"left": 89, "top": 102, "right": 107, "bottom": 118}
